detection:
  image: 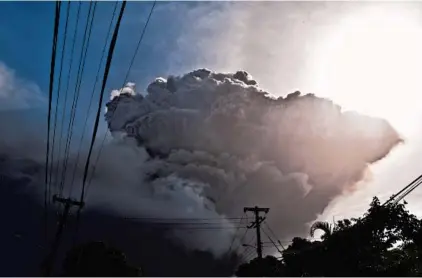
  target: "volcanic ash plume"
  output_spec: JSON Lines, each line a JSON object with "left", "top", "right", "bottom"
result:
{"left": 99, "top": 69, "right": 401, "bottom": 256}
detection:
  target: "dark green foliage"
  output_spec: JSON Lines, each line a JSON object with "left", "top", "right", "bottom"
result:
{"left": 61, "top": 241, "right": 141, "bottom": 277}
{"left": 235, "top": 256, "right": 285, "bottom": 277}
{"left": 236, "top": 197, "right": 422, "bottom": 276}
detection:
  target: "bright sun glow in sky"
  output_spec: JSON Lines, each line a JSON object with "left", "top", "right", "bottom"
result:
{"left": 309, "top": 5, "right": 422, "bottom": 139}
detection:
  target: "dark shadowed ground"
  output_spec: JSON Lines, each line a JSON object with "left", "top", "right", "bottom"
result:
{"left": 0, "top": 163, "right": 237, "bottom": 276}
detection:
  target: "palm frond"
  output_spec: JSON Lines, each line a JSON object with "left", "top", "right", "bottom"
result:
{"left": 310, "top": 221, "right": 332, "bottom": 238}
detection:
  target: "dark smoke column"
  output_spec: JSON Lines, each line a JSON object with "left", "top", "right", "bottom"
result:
{"left": 103, "top": 68, "right": 402, "bottom": 247}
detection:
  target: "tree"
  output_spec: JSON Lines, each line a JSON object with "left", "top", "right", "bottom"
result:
{"left": 235, "top": 256, "right": 285, "bottom": 277}
{"left": 61, "top": 241, "right": 141, "bottom": 277}
{"left": 236, "top": 196, "right": 422, "bottom": 276}
{"left": 309, "top": 221, "right": 333, "bottom": 240}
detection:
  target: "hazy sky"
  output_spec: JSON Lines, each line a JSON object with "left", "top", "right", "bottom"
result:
{"left": 1, "top": 1, "right": 422, "bottom": 225}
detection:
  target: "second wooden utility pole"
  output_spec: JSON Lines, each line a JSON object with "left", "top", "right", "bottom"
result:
{"left": 244, "top": 206, "right": 269, "bottom": 259}
{"left": 42, "top": 194, "right": 84, "bottom": 276}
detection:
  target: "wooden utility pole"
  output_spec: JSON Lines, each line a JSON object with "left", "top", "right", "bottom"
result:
{"left": 42, "top": 195, "right": 84, "bottom": 276}
{"left": 244, "top": 206, "right": 269, "bottom": 259}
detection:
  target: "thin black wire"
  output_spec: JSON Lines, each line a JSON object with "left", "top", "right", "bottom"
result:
{"left": 65, "top": 0, "right": 99, "bottom": 197}
{"left": 71, "top": 1, "right": 122, "bottom": 247}
{"left": 242, "top": 247, "right": 256, "bottom": 261}
{"left": 135, "top": 226, "right": 248, "bottom": 230}
{"left": 49, "top": 0, "right": 71, "bottom": 196}
{"left": 123, "top": 216, "right": 245, "bottom": 221}
{"left": 244, "top": 249, "right": 257, "bottom": 262}
{"left": 240, "top": 233, "right": 257, "bottom": 262}
{"left": 54, "top": 1, "right": 81, "bottom": 198}
{"left": 68, "top": 1, "right": 119, "bottom": 200}
{"left": 232, "top": 224, "right": 251, "bottom": 255}
{"left": 225, "top": 214, "right": 246, "bottom": 256}
{"left": 45, "top": 0, "right": 62, "bottom": 243}
{"left": 262, "top": 226, "right": 283, "bottom": 256}
{"left": 59, "top": 1, "right": 95, "bottom": 195}
{"left": 59, "top": 1, "right": 96, "bottom": 196}
{"left": 120, "top": 1, "right": 157, "bottom": 90}
{"left": 393, "top": 178, "right": 422, "bottom": 205}
{"left": 136, "top": 222, "right": 246, "bottom": 226}
{"left": 264, "top": 222, "right": 285, "bottom": 250}
{"left": 383, "top": 174, "right": 422, "bottom": 206}
{"left": 78, "top": 0, "right": 127, "bottom": 207}
{"left": 84, "top": 1, "right": 157, "bottom": 201}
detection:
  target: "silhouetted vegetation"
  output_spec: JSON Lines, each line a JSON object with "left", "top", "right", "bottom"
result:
{"left": 236, "top": 197, "right": 422, "bottom": 276}
{"left": 61, "top": 241, "right": 141, "bottom": 277}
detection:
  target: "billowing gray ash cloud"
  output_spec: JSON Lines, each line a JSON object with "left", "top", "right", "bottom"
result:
{"left": 0, "top": 69, "right": 402, "bottom": 275}
{"left": 99, "top": 68, "right": 402, "bottom": 255}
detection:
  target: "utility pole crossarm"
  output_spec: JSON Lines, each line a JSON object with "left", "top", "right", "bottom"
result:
{"left": 52, "top": 195, "right": 85, "bottom": 208}
{"left": 42, "top": 195, "right": 84, "bottom": 276}
{"left": 244, "top": 206, "right": 269, "bottom": 260}
{"left": 244, "top": 206, "right": 269, "bottom": 214}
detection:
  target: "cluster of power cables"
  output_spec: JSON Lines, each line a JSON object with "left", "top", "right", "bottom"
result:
{"left": 223, "top": 213, "right": 287, "bottom": 264}
{"left": 43, "top": 0, "right": 156, "bottom": 272}
{"left": 382, "top": 173, "right": 422, "bottom": 206}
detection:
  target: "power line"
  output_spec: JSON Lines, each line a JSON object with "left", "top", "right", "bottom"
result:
{"left": 120, "top": 1, "right": 157, "bottom": 89}
{"left": 232, "top": 224, "right": 252, "bottom": 255}
{"left": 48, "top": 0, "right": 71, "bottom": 202}
{"left": 240, "top": 233, "right": 257, "bottom": 262}
{"left": 263, "top": 222, "right": 285, "bottom": 250}
{"left": 392, "top": 177, "right": 422, "bottom": 205}
{"left": 262, "top": 227, "right": 283, "bottom": 256}
{"left": 68, "top": 1, "right": 119, "bottom": 200}
{"left": 134, "top": 226, "right": 248, "bottom": 230}
{"left": 66, "top": 1, "right": 100, "bottom": 197}
{"left": 225, "top": 214, "right": 247, "bottom": 255}
{"left": 84, "top": 1, "right": 157, "bottom": 201}
{"left": 78, "top": 0, "right": 127, "bottom": 207}
{"left": 59, "top": 1, "right": 96, "bottom": 196}
{"left": 123, "top": 216, "right": 245, "bottom": 221}
{"left": 54, "top": 1, "right": 81, "bottom": 198}
{"left": 242, "top": 247, "right": 256, "bottom": 262}
{"left": 383, "top": 174, "right": 422, "bottom": 206}
{"left": 45, "top": 0, "right": 62, "bottom": 244}
{"left": 72, "top": 0, "right": 127, "bottom": 241}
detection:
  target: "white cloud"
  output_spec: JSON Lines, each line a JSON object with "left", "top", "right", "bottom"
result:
{"left": 0, "top": 61, "right": 45, "bottom": 110}
{"left": 165, "top": 1, "right": 422, "bottom": 223}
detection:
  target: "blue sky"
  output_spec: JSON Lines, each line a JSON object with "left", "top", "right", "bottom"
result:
{"left": 2, "top": 1, "right": 422, "bottom": 221}
{"left": 0, "top": 1, "right": 222, "bottom": 143}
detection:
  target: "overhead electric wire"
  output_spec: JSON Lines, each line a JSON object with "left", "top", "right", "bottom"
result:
{"left": 123, "top": 216, "right": 245, "bottom": 221}
{"left": 120, "top": 0, "right": 157, "bottom": 89}
{"left": 59, "top": 1, "right": 94, "bottom": 195}
{"left": 68, "top": 1, "right": 119, "bottom": 199}
{"left": 77, "top": 0, "right": 127, "bottom": 208}
{"left": 84, "top": 1, "right": 157, "bottom": 201}
{"left": 71, "top": 3, "right": 124, "bottom": 245}
{"left": 48, "top": 1, "right": 70, "bottom": 200}
{"left": 239, "top": 233, "right": 257, "bottom": 262}
{"left": 392, "top": 177, "right": 422, "bottom": 205}
{"left": 242, "top": 247, "right": 256, "bottom": 261}
{"left": 45, "top": 0, "right": 62, "bottom": 241}
{"left": 65, "top": 1, "right": 100, "bottom": 197}
{"left": 125, "top": 218, "right": 247, "bottom": 226}
{"left": 383, "top": 174, "right": 422, "bottom": 206}
{"left": 262, "top": 226, "right": 283, "bottom": 256}
{"left": 232, "top": 224, "right": 252, "bottom": 256}
{"left": 264, "top": 222, "right": 285, "bottom": 250}
{"left": 59, "top": 1, "right": 96, "bottom": 196}
{"left": 136, "top": 222, "right": 247, "bottom": 226}
{"left": 223, "top": 214, "right": 247, "bottom": 256}
{"left": 136, "top": 226, "right": 248, "bottom": 230}
{"left": 54, "top": 1, "right": 81, "bottom": 197}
